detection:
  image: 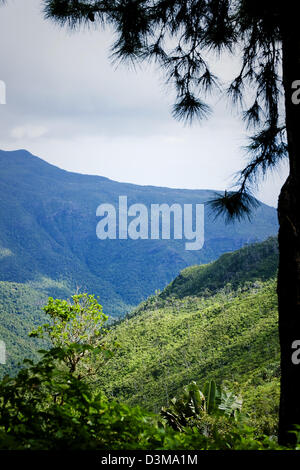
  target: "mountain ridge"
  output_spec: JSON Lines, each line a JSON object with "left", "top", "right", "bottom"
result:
{"left": 0, "top": 149, "right": 278, "bottom": 316}
{"left": 160, "top": 236, "right": 278, "bottom": 299}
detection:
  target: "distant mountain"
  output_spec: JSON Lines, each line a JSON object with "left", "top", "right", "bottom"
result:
{"left": 0, "top": 149, "right": 278, "bottom": 316}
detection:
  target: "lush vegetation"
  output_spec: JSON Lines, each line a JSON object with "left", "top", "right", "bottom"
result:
{"left": 0, "top": 237, "right": 279, "bottom": 380}
{"left": 0, "top": 278, "right": 73, "bottom": 377}
{"left": 0, "top": 149, "right": 278, "bottom": 317}
{"left": 161, "top": 236, "right": 278, "bottom": 299}
{"left": 96, "top": 280, "right": 279, "bottom": 434}
{"left": 0, "top": 345, "right": 285, "bottom": 450}
{"left": 0, "top": 237, "right": 291, "bottom": 449}
{"left": 0, "top": 290, "right": 287, "bottom": 450}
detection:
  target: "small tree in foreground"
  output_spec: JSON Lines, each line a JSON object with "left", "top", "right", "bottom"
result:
{"left": 43, "top": 0, "right": 300, "bottom": 445}
{"left": 30, "top": 293, "right": 112, "bottom": 378}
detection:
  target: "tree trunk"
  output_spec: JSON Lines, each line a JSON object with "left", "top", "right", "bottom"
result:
{"left": 278, "top": 14, "right": 300, "bottom": 446}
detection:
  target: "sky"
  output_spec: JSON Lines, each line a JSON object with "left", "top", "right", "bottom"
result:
{"left": 0, "top": 0, "right": 288, "bottom": 207}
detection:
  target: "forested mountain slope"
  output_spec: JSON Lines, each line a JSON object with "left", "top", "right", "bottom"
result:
{"left": 0, "top": 278, "right": 71, "bottom": 376}
{"left": 161, "top": 236, "right": 278, "bottom": 299}
{"left": 95, "top": 239, "right": 279, "bottom": 433}
{"left": 0, "top": 149, "right": 278, "bottom": 316}
{"left": 98, "top": 281, "right": 279, "bottom": 411}
{"left": 0, "top": 237, "right": 280, "bottom": 434}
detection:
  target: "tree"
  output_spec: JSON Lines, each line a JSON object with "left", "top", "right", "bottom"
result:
{"left": 43, "top": 0, "right": 299, "bottom": 445}
{"left": 29, "top": 293, "right": 112, "bottom": 378}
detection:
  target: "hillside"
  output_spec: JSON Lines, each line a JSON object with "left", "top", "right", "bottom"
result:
{"left": 94, "top": 239, "right": 280, "bottom": 432}
{"left": 0, "top": 278, "right": 72, "bottom": 376}
{"left": 0, "top": 237, "right": 281, "bottom": 434}
{"left": 0, "top": 149, "right": 278, "bottom": 317}
{"left": 98, "top": 281, "right": 279, "bottom": 408}
{"left": 161, "top": 236, "right": 278, "bottom": 299}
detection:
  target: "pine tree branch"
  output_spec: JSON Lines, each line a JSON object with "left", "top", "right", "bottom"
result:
{"left": 43, "top": 0, "right": 287, "bottom": 220}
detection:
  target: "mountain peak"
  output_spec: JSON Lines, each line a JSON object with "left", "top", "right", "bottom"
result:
{"left": 0, "top": 148, "right": 278, "bottom": 317}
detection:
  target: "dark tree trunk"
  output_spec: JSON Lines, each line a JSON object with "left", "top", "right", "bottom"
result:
{"left": 278, "top": 13, "right": 300, "bottom": 446}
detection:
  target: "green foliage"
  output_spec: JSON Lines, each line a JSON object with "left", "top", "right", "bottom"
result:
{"left": 203, "top": 379, "right": 218, "bottom": 415}
{"left": 0, "top": 347, "right": 163, "bottom": 450}
{"left": 29, "top": 293, "right": 114, "bottom": 379}
{"left": 242, "top": 379, "right": 280, "bottom": 437}
{"left": 0, "top": 280, "right": 52, "bottom": 378}
{"left": 161, "top": 382, "right": 205, "bottom": 432}
{"left": 30, "top": 294, "right": 107, "bottom": 347}
{"left": 161, "top": 380, "right": 242, "bottom": 432}
{"left": 188, "top": 381, "right": 205, "bottom": 415}
{"left": 0, "top": 236, "right": 278, "bottom": 378}
{"left": 0, "top": 345, "right": 286, "bottom": 450}
{"left": 96, "top": 279, "right": 279, "bottom": 436}
{"left": 161, "top": 236, "right": 278, "bottom": 299}
{"left": 218, "top": 388, "right": 243, "bottom": 419}
{"left": 0, "top": 278, "right": 287, "bottom": 450}
{"left": 0, "top": 235, "right": 283, "bottom": 448}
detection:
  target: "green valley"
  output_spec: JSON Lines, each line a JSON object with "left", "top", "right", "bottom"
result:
{"left": 0, "top": 149, "right": 278, "bottom": 317}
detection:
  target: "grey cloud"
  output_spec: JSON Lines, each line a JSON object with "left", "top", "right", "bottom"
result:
{"left": 0, "top": 0, "right": 287, "bottom": 207}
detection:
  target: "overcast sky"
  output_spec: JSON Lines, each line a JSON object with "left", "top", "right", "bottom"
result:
{"left": 0, "top": 0, "right": 288, "bottom": 207}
